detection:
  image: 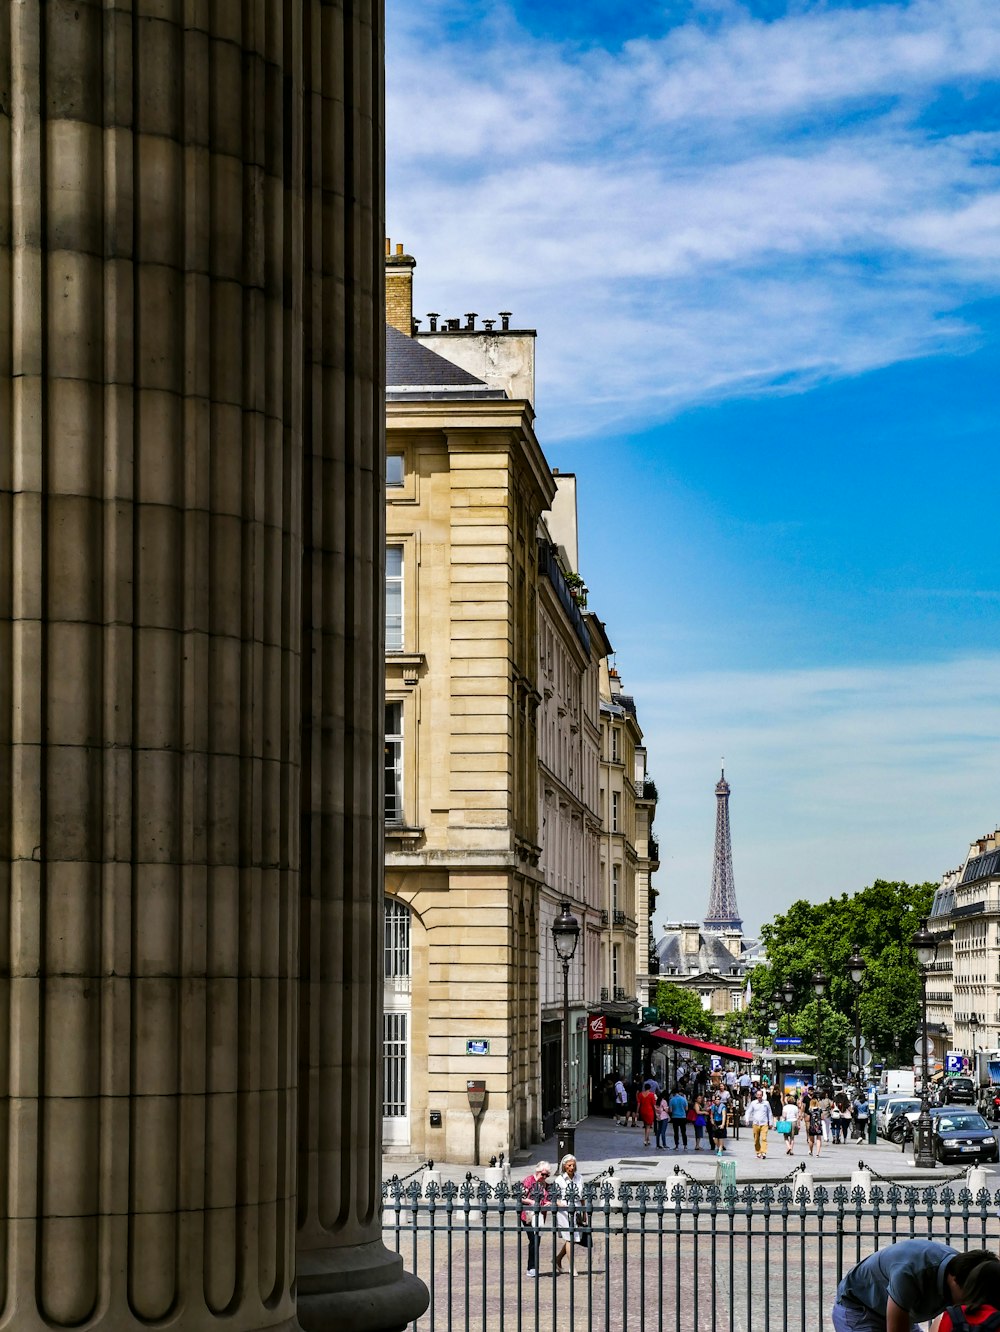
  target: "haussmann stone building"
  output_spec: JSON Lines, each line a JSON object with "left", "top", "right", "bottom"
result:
{"left": 1, "top": 7, "right": 426, "bottom": 1331}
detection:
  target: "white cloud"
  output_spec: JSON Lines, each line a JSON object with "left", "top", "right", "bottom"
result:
{"left": 630, "top": 653, "right": 1000, "bottom": 933}
{"left": 387, "top": 0, "right": 1000, "bottom": 435}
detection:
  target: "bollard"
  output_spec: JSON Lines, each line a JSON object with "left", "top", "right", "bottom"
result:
{"left": 850, "top": 1166, "right": 872, "bottom": 1202}
{"left": 795, "top": 1167, "right": 814, "bottom": 1203}
{"left": 421, "top": 1167, "right": 442, "bottom": 1198}
{"left": 967, "top": 1165, "right": 990, "bottom": 1197}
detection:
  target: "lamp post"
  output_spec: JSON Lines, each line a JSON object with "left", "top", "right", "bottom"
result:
{"left": 911, "top": 919, "right": 938, "bottom": 1168}
{"left": 969, "top": 1012, "right": 980, "bottom": 1077}
{"left": 552, "top": 901, "right": 581, "bottom": 1161}
{"left": 812, "top": 968, "right": 828, "bottom": 1089}
{"left": 847, "top": 949, "right": 866, "bottom": 1086}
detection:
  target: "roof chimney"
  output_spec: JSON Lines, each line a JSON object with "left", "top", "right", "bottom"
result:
{"left": 385, "top": 238, "right": 416, "bottom": 337}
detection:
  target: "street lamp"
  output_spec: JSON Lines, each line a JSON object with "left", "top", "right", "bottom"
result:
{"left": 969, "top": 1012, "right": 980, "bottom": 1074}
{"left": 552, "top": 902, "right": 581, "bottom": 1160}
{"left": 812, "top": 968, "right": 828, "bottom": 1089}
{"left": 911, "top": 919, "right": 938, "bottom": 1168}
{"left": 846, "top": 949, "right": 866, "bottom": 1085}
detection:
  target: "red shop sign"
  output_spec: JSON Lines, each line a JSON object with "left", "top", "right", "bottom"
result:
{"left": 588, "top": 1015, "right": 607, "bottom": 1041}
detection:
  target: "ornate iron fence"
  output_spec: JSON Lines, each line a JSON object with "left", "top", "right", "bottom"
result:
{"left": 382, "top": 1177, "right": 1000, "bottom": 1331}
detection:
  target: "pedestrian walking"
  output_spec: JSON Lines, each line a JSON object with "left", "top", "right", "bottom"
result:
{"left": 613, "top": 1072, "right": 627, "bottom": 1125}
{"left": 832, "top": 1241, "right": 996, "bottom": 1332}
{"left": 692, "top": 1094, "right": 708, "bottom": 1151}
{"left": 852, "top": 1091, "right": 870, "bottom": 1142}
{"left": 669, "top": 1086, "right": 689, "bottom": 1149}
{"left": 769, "top": 1087, "right": 784, "bottom": 1121}
{"left": 636, "top": 1082, "right": 656, "bottom": 1147}
{"left": 710, "top": 1096, "right": 729, "bottom": 1154}
{"left": 781, "top": 1093, "right": 800, "bottom": 1155}
{"left": 744, "top": 1088, "right": 774, "bottom": 1158}
{"left": 519, "top": 1161, "right": 552, "bottom": 1278}
{"left": 807, "top": 1097, "right": 823, "bottom": 1156}
{"left": 654, "top": 1088, "right": 670, "bottom": 1149}
{"left": 553, "top": 1154, "right": 585, "bottom": 1274}
{"left": 819, "top": 1090, "right": 833, "bottom": 1144}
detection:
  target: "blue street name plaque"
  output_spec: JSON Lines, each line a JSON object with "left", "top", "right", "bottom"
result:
{"left": 774, "top": 1036, "right": 803, "bottom": 1048}
{"left": 466, "top": 1039, "right": 490, "bottom": 1055}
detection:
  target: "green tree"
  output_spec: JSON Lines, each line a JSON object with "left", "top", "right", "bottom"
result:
{"left": 750, "top": 879, "right": 937, "bottom": 1068}
{"left": 654, "top": 981, "right": 718, "bottom": 1040}
{"left": 790, "top": 997, "right": 853, "bottom": 1075}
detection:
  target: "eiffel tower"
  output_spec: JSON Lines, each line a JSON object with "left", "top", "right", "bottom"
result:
{"left": 703, "top": 763, "right": 743, "bottom": 932}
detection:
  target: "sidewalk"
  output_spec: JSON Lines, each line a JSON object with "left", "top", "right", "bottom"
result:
{"left": 384, "top": 1114, "right": 983, "bottom": 1188}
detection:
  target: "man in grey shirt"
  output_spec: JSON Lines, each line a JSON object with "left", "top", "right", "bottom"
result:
{"left": 833, "top": 1242, "right": 995, "bottom": 1331}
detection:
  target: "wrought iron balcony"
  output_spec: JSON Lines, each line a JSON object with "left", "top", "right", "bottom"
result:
{"left": 613, "top": 909, "right": 627, "bottom": 927}
{"left": 600, "top": 987, "right": 609, "bottom": 1001}
{"left": 613, "top": 987, "right": 628, "bottom": 1001}
{"left": 600, "top": 909, "right": 609, "bottom": 926}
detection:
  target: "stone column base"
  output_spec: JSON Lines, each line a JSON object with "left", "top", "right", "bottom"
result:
{"left": 297, "top": 1240, "right": 429, "bottom": 1332}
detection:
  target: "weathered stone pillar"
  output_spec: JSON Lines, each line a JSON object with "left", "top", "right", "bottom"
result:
{"left": 0, "top": 3, "right": 424, "bottom": 1331}
{"left": 294, "top": 4, "right": 426, "bottom": 1330}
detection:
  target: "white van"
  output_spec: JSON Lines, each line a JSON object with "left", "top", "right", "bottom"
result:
{"left": 878, "top": 1069, "right": 915, "bottom": 1098}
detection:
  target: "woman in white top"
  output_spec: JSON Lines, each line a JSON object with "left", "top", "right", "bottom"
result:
{"left": 553, "top": 1154, "right": 582, "bottom": 1272}
{"left": 781, "top": 1095, "right": 800, "bottom": 1156}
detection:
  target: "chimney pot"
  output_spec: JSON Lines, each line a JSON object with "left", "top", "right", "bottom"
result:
{"left": 465, "top": 312, "right": 477, "bottom": 330}
{"left": 385, "top": 237, "right": 391, "bottom": 256}
{"left": 427, "top": 312, "right": 439, "bottom": 332}
{"left": 483, "top": 319, "right": 495, "bottom": 331}
{"left": 499, "top": 311, "right": 511, "bottom": 331}
{"left": 396, "top": 242, "right": 404, "bottom": 256}
{"left": 447, "top": 317, "right": 460, "bottom": 331}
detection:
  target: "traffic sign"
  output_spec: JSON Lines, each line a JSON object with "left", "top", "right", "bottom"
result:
{"left": 774, "top": 1036, "right": 803, "bottom": 1048}
{"left": 914, "top": 1038, "right": 933, "bottom": 1057}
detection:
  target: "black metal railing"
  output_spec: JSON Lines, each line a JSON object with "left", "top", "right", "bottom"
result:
{"left": 382, "top": 1177, "right": 1000, "bottom": 1332}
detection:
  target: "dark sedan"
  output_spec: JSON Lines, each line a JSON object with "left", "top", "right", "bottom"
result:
{"left": 930, "top": 1109, "right": 998, "bottom": 1163}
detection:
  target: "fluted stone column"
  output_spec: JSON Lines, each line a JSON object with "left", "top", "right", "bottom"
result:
{"left": 0, "top": 4, "right": 424, "bottom": 1332}
{"left": 293, "top": 5, "right": 426, "bottom": 1330}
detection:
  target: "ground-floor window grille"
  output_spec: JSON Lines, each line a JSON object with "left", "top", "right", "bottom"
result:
{"left": 383, "top": 1011, "right": 408, "bottom": 1118}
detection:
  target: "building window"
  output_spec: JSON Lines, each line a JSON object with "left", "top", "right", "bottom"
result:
{"left": 612, "top": 865, "right": 620, "bottom": 912}
{"left": 385, "top": 702, "right": 403, "bottom": 822}
{"left": 386, "top": 454, "right": 404, "bottom": 488}
{"left": 612, "top": 792, "right": 619, "bottom": 832}
{"left": 612, "top": 945, "right": 620, "bottom": 995}
{"left": 384, "top": 897, "right": 411, "bottom": 978}
{"left": 731, "top": 992, "right": 742, "bottom": 1011}
{"left": 383, "top": 1011, "right": 408, "bottom": 1118}
{"left": 611, "top": 728, "right": 619, "bottom": 763}
{"left": 386, "top": 545, "right": 403, "bottom": 651}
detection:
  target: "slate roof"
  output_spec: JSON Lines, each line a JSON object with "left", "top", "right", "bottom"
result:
{"left": 386, "top": 324, "right": 501, "bottom": 393}
{"left": 655, "top": 929, "right": 747, "bottom": 978}
{"left": 930, "top": 882, "right": 956, "bottom": 919}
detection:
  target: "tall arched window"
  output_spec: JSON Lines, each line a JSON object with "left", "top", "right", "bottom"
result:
{"left": 383, "top": 898, "right": 412, "bottom": 1145}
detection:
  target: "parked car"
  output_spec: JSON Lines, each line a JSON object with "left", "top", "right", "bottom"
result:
{"left": 929, "top": 1109, "right": 998, "bottom": 1164}
{"left": 941, "top": 1077, "right": 977, "bottom": 1106}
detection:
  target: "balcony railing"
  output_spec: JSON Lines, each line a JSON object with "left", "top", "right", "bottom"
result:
{"left": 600, "top": 909, "right": 609, "bottom": 926}
{"left": 600, "top": 987, "right": 609, "bottom": 1001}
{"left": 648, "top": 837, "right": 659, "bottom": 862}
{"left": 613, "top": 987, "right": 628, "bottom": 1000}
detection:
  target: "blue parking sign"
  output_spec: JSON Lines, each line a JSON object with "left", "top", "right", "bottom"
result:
{"left": 945, "top": 1052, "right": 963, "bottom": 1074}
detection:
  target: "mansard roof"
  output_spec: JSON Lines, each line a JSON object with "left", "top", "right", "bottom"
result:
{"left": 386, "top": 324, "right": 502, "bottom": 394}
{"left": 655, "top": 929, "right": 747, "bottom": 977}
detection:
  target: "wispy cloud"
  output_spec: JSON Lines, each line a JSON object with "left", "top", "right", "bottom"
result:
{"left": 630, "top": 653, "right": 1000, "bottom": 931}
{"left": 387, "top": 0, "right": 1000, "bottom": 437}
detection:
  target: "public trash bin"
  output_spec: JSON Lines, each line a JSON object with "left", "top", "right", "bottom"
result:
{"left": 716, "top": 1158, "right": 737, "bottom": 1191}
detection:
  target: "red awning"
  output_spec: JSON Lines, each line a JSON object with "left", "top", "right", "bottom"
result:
{"left": 648, "top": 1029, "right": 753, "bottom": 1061}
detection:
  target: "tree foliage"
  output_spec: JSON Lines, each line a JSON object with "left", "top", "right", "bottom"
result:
{"left": 748, "top": 880, "right": 937, "bottom": 1068}
{"left": 654, "top": 981, "right": 718, "bottom": 1040}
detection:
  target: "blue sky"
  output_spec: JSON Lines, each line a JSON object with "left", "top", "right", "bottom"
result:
{"left": 386, "top": 0, "right": 1000, "bottom": 934}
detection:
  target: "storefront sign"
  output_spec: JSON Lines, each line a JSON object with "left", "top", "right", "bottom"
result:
{"left": 588, "top": 1015, "right": 607, "bottom": 1040}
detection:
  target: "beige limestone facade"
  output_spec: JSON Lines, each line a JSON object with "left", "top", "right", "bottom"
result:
{"left": 383, "top": 378, "right": 555, "bottom": 1162}
{"left": 535, "top": 492, "right": 606, "bottom": 1134}
{"left": 1, "top": 7, "right": 424, "bottom": 1332}
{"left": 945, "top": 828, "right": 1000, "bottom": 1064}
{"left": 598, "top": 665, "right": 643, "bottom": 1011}
{"left": 634, "top": 748, "right": 661, "bottom": 1007}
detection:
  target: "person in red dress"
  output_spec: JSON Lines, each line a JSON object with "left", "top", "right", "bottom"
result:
{"left": 635, "top": 1083, "right": 657, "bottom": 1147}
